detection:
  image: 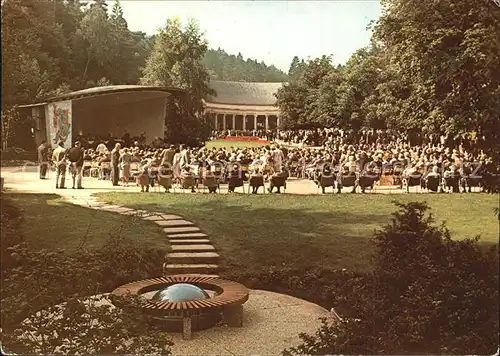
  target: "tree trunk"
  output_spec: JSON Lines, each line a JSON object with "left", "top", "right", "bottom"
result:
{"left": 81, "top": 49, "right": 92, "bottom": 89}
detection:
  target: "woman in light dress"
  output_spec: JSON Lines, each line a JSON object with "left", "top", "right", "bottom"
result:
{"left": 172, "top": 147, "right": 182, "bottom": 181}
{"left": 119, "top": 148, "right": 132, "bottom": 186}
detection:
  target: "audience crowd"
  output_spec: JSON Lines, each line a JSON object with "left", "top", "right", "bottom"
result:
{"left": 39, "top": 128, "right": 499, "bottom": 194}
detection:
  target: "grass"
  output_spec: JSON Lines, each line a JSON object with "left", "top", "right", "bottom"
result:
{"left": 2, "top": 193, "right": 169, "bottom": 252}
{"left": 94, "top": 192, "right": 499, "bottom": 273}
{"left": 205, "top": 139, "right": 270, "bottom": 149}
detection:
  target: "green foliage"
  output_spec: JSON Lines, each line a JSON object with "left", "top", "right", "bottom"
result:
{"left": 275, "top": 0, "right": 500, "bottom": 155}
{"left": 203, "top": 48, "right": 289, "bottom": 82}
{"left": 2, "top": 293, "right": 173, "bottom": 355}
{"left": 0, "top": 197, "right": 169, "bottom": 354}
{"left": 140, "top": 17, "right": 214, "bottom": 143}
{"left": 372, "top": 0, "right": 500, "bottom": 146}
{"left": 284, "top": 202, "right": 499, "bottom": 355}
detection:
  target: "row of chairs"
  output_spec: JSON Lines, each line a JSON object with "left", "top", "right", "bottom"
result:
{"left": 145, "top": 173, "right": 287, "bottom": 194}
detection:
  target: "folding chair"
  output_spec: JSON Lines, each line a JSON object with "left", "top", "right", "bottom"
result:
{"left": 202, "top": 176, "right": 220, "bottom": 193}
{"left": 227, "top": 176, "right": 245, "bottom": 193}
{"left": 83, "top": 161, "right": 93, "bottom": 177}
{"left": 316, "top": 175, "right": 336, "bottom": 194}
{"left": 404, "top": 173, "right": 423, "bottom": 193}
{"left": 269, "top": 175, "right": 287, "bottom": 193}
{"left": 248, "top": 174, "right": 265, "bottom": 194}
{"left": 181, "top": 176, "right": 197, "bottom": 193}
{"left": 157, "top": 175, "right": 173, "bottom": 193}
{"left": 338, "top": 174, "right": 357, "bottom": 193}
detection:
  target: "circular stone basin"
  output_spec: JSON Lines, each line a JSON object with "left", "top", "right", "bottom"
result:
{"left": 152, "top": 283, "right": 210, "bottom": 302}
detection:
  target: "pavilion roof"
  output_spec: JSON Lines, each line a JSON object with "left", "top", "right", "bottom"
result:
{"left": 207, "top": 81, "right": 285, "bottom": 106}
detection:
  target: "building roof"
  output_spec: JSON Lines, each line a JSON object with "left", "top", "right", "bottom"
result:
{"left": 17, "top": 85, "right": 185, "bottom": 108}
{"left": 18, "top": 82, "right": 285, "bottom": 109}
{"left": 207, "top": 81, "right": 284, "bottom": 106}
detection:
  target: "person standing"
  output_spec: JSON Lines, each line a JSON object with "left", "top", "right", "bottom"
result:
{"left": 119, "top": 147, "right": 131, "bottom": 186}
{"left": 52, "top": 141, "right": 67, "bottom": 189}
{"left": 172, "top": 147, "right": 182, "bottom": 180}
{"left": 180, "top": 145, "right": 190, "bottom": 168}
{"left": 65, "top": 141, "right": 84, "bottom": 189}
{"left": 37, "top": 140, "right": 49, "bottom": 179}
{"left": 271, "top": 144, "right": 284, "bottom": 173}
{"left": 110, "top": 142, "right": 121, "bottom": 186}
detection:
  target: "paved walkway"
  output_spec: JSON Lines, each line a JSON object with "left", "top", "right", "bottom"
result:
{"left": 2, "top": 165, "right": 405, "bottom": 195}
{"left": 2, "top": 167, "right": 220, "bottom": 275}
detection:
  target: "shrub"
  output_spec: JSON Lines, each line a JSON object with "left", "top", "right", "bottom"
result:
{"left": 0, "top": 202, "right": 171, "bottom": 353}
{"left": 284, "top": 202, "right": 499, "bottom": 355}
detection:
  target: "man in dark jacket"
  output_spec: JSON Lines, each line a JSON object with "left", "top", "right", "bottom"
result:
{"left": 37, "top": 140, "right": 49, "bottom": 179}
{"left": 65, "top": 141, "right": 84, "bottom": 189}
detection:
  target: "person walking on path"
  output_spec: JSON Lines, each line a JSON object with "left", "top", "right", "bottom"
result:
{"left": 52, "top": 141, "right": 67, "bottom": 189}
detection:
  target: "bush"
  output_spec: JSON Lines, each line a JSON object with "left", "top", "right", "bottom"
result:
{"left": 220, "top": 266, "right": 371, "bottom": 317}
{"left": 1, "top": 147, "right": 37, "bottom": 162}
{"left": 0, "top": 202, "right": 171, "bottom": 353}
{"left": 284, "top": 202, "right": 499, "bottom": 355}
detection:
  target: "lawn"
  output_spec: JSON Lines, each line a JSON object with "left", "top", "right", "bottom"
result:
{"left": 94, "top": 192, "right": 499, "bottom": 273}
{"left": 205, "top": 139, "right": 270, "bottom": 149}
{"left": 1, "top": 193, "right": 169, "bottom": 252}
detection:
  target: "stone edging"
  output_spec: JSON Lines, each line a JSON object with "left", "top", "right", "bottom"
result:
{"left": 64, "top": 195, "right": 219, "bottom": 276}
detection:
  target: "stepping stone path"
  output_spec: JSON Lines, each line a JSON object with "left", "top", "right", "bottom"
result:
{"left": 62, "top": 195, "right": 219, "bottom": 276}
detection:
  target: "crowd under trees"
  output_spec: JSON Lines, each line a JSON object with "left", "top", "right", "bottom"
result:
{"left": 277, "top": 0, "right": 500, "bottom": 156}
{"left": 2, "top": 0, "right": 500, "bottom": 155}
{"left": 1, "top": 0, "right": 499, "bottom": 353}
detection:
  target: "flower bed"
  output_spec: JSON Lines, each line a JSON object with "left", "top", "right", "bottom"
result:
{"left": 224, "top": 136, "right": 271, "bottom": 144}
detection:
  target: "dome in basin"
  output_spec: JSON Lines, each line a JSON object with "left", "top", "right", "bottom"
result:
{"left": 152, "top": 283, "right": 209, "bottom": 302}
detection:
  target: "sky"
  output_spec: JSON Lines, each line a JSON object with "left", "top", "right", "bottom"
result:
{"left": 117, "top": 0, "right": 382, "bottom": 72}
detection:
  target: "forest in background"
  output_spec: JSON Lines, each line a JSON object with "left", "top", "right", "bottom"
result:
{"left": 1, "top": 0, "right": 288, "bottom": 109}
{"left": 2, "top": 0, "right": 499, "bottom": 155}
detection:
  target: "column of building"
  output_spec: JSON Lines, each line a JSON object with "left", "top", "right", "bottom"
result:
{"left": 213, "top": 112, "right": 281, "bottom": 132}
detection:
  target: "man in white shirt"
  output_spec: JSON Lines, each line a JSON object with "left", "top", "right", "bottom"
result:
{"left": 52, "top": 141, "right": 67, "bottom": 189}
{"left": 180, "top": 145, "right": 190, "bottom": 168}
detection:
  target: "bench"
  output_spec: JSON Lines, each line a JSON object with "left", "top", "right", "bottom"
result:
{"left": 111, "top": 274, "right": 250, "bottom": 339}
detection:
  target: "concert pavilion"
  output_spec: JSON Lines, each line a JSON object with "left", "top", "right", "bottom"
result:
{"left": 17, "top": 81, "right": 284, "bottom": 147}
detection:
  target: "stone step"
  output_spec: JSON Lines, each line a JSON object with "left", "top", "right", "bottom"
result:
{"left": 143, "top": 214, "right": 183, "bottom": 221}
{"left": 154, "top": 219, "right": 194, "bottom": 227}
{"left": 167, "top": 232, "right": 208, "bottom": 239}
{"left": 166, "top": 252, "right": 219, "bottom": 264}
{"left": 164, "top": 264, "right": 219, "bottom": 275}
{"left": 169, "top": 239, "right": 211, "bottom": 245}
{"left": 170, "top": 244, "right": 215, "bottom": 252}
{"left": 163, "top": 226, "right": 200, "bottom": 234}
{"left": 142, "top": 215, "right": 166, "bottom": 221}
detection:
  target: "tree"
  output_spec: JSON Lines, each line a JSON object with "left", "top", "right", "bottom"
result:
{"left": 285, "top": 202, "right": 499, "bottom": 355}
{"left": 140, "top": 17, "right": 214, "bottom": 143}
{"left": 288, "top": 56, "right": 306, "bottom": 82}
{"left": 203, "top": 48, "right": 289, "bottom": 82}
{"left": 1, "top": 107, "right": 22, "bottom": 150}
{"left": 275, "top": 56, "right": 334, "bottom": 128}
